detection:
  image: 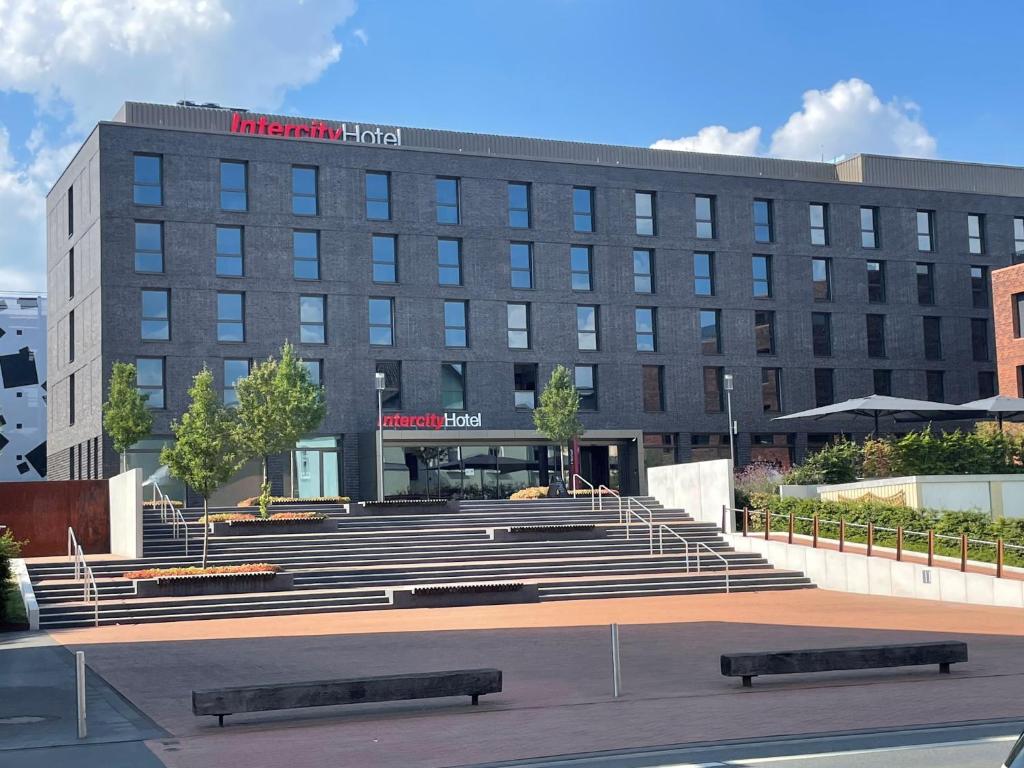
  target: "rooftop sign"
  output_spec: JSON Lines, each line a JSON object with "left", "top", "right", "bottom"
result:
{"left": 230, "top": 112, "right": 401, "bottom": 145}
{"left": 378, "top": 412, "right": 482, "bottom": 430}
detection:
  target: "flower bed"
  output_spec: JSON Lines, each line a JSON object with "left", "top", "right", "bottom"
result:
{"left": 125, "top": 563, "right": 294, "bottom": 597}
{"left": 509, "top": 486, "right": 548, "bottom": 500}
{"left": 207, "top": 512, "right": 336, "bottom": 536}
{"left": 143, "top": 499, "right": 183, "bottom": 508}
{"left": 237, "top": 495, "right": 349, "bottom": 507}
{"left": 123, "top": 563, "right": 280, "bottom": 579}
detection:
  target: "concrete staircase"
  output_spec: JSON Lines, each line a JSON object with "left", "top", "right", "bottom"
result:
{"left": 27, "top": 496, "right": 813, "bottom": 628}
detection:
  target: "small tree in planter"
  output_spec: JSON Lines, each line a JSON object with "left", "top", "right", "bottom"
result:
{"left": 233, "top": 342, "right": 326, "bottom": 516}
{"left": 533, "top": 365, "right": 584, "bottom": 483}
{"left": 103, "top": 362, "right": 153, "bottom": 472}
{"left": 160, "top": 368, "right": 243, "bottom": 568}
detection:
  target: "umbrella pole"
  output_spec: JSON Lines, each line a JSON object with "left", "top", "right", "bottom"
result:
{"left": 999, "top": 414, "right": 1004, "bottom": 432}
{"left": 873, "top": 411, "right": 879, "bottom": 436}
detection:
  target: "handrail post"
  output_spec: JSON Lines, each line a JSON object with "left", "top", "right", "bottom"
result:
{"left": 996, "top": 539, "right": 1004, "bottom": 578}
{"left": 960, "top": 533, "right": 968, "bottom": 573}
{"left": 721, "top": 504, "right": 726, "bottom": 533}
{"left": 788, "top": 512, "right": 794, "bottom": 544}
{"left": 764, "top": 508, "right": 771, "bottom": 541}
{"left": 927, "top": 529, "right": 935, "bottom": 567}
{"left": 839, "top": 518, "right": 845, "bottom": 553}
{"left": 742, "top": 507, "right": 749, "bottom": 537}
{"left": 867, "top": 522, "right": 874, "bottom": 557}
{"left": 812, "top": 514, "right": 819, "bottom": 548}
{"left": 896, "top": 526, "right": 903, "bottom": 562}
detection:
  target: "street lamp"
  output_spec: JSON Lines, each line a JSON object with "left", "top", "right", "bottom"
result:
{"left": 375, "top": 372, "right": 386, "bottom": 502}
{"left": 724, "top": 373, "right": 735, "bottom": 467}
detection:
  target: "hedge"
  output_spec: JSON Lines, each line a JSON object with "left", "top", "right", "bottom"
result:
{"left": 746, "top": 493, "right": 1024, "bottom": 568}
{"left": 0, "top": 530, "right": 25, "bottom": 625}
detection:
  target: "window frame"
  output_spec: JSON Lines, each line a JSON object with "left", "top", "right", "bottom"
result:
{"left": 811, "top": 311, "right": 832, "bottom": 357}
{"left": 443, "top": 300, "right": 469, "bottom": 348}
{"left": 507, "top": 302, "right": 530, "bottom": 349}
{"left": 437, "top": 238, "right": 463, "bottom": 286}
{"left": 916, "top": 209, "right": 935, "bottom": 252}
{"left": 141, "top": 288, "right": 170, "bottom": 341}
{"left": 223, "top": 358, "right": 251, "bottom": 406}
{"left": 970, "top": 266, "right": 989, "bottom": 309}
{"left": 635, "top": 307, "right": 657, "bottom": 352}
{"left": 635, "top": 191, "right": 656, "bottom": 236}
{"left": 967, "top": 213, "right": 984, "bottom": 255}
{"left": 134, "top": 221, "right": 164, "bottom": 274}
{"left": 923, "top": 316, "right": 943, "bottom": 361}
{"left": 916, "top": 262, "right": 936, "bottom": 305}
{"left": 576, "top": 305, "right": 599, "bottom": 351}
{"left": 699, "top": 308, "right": 721, "bottom": 355}
{"left": 570, "top": 245, "right": 593, "bottom": 291}
{"left": 866, "top": 259, "right": 885, "bottom": 303}
{"left": 368, "top": 297, "right": 395, "bottom": 347}
{"left": 436, "top": 176, "right": 461, "bottom": 225}
{"left": 219, "top": 159, "right": 248, "bottom": 212}
{"left": 809, "top": 202, "right": 829, "bottom": 246}
{"left": 752, "top": 254, "right": 772, "bottom": 298}
{"left": 761, "top": 367, "right": 782, "bottom": 413}
{"left": 642, "top": 364, "right": 665, "bottom": 412}
{"left": 291, "top": 165, "right": 318, "bottom": 216}
{"left": 753, "top": 198, "right": 774, "bottom": 243}
{"left": 508, "top": 182, "right": 531, "bottom": 228}
{"left": 633, "top": 248, "right": 654, "bottom": 294}
{"left": 136, "top": 356, "right": 165, "bottom": 410}
{"left": 510, "top": 242, "right": 534, "bottom": 289}
{"left": 812, "top": 257, "right": 832, "bottom": 301}
{"left": 133, "top": 153, "right": 163, "bottom": 206}
{"left": 695, "top": 195, "right": 715, "bottom": 239}
{"left": 299, "top": 294, "right": 327, "bottom": 345}
{"left": 575, "top": 365, "right": 598, "bottom": 411}
{"left": 371, "top": 234, "right": 398, "bottom": 284}
{"left": 754, "top": 309, "right": 776, "bottom": 356}
{"left": 513, "top": 362, "right": 538, "bottom": 409}
{"left": 292, "top": 229, "right": 320, "bottom": 281}
{"left": 441, "top": 361, "right": 466, "bottom": 410}
{"left": 572, "top": 186, "right": 595, "bottom": 232}
{"left": 694, "top": 252, "right": 715, "bottom": 296}
{"left": 216, "top": 291, "right": 245, "bottom": 343}
{"left": 866, "top": 314, "right": 887, "bottom": 358}
{"left": 365, "top": 171, "right": 391, "bottom": 221}
{"left": 860, "top": 206, "right": 879, "bottom": 249}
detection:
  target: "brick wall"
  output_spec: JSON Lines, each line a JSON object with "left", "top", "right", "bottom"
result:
{"left": 992, "top": 263, "right": 1024, "bottom": 396}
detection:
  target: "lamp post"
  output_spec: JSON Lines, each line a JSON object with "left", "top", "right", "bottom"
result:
{"left": 375, "top": 372, "right": 386, "bottom": 502}
{"left": 724, "top": 373, "right": 735, "bottom": 467}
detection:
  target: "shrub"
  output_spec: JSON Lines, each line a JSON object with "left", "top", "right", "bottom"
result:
{"left": 142, "top": 499, "right": 183, "bottom": 509}
{"left": 784, "top": 436, "right": 860, "bottom": 485}
{"left": 510, "top": 486, "right": 549, "bottom": 500}
{"left": 734, "top": 462, "right": 784, "bottom": 507}
{"left": 0, "top": 530, "right": 26, "bottom": 625}
{"left": 238, "top": 495, "right": 350, "bottom": 506}
{"left": 198, "top": 513, "right": 258, "bottom": 523}
{"left": 124, "top": 563, "right": 279, "bottom": 579}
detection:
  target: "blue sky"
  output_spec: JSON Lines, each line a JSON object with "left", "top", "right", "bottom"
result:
{"left": 1, "top": 0, "right": 1023, "bottom": 291}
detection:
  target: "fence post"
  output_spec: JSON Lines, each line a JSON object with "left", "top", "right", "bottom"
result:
{"left": 721, "top": 504, "right": 726, "bottom": 532}
{"left": 610, "top": 624, "right": 622, "bottom": 698}
{"left": 896, "top": 526, "right": 903, "bottom": 562}
{"left": 960, "top": 533, "right": 968, "bottom": 573}
{"left": 812, "top": 514, "right": 819, "bottom": 548}
{"left": 764, "top": 508, "right": 771, "bottom": 541}
{"left": 76, "top": 651, "right": 87, "bottom": 739}
{"left": 742, "top": 507, "right": 749, "bottom": 537}
{"left": 997, "top": 539, "right": 1004, "bottom": 579}
{"left": 867, "top": 522, "right": 874, "bottom": 557}
{"left": 839, "top": 518, "right": 845, "bottom": 553}
{"left": 788, "top": 512, "right": 794, "bottom": 544}
{"left": 927, "top": 529, "right": 935, "bottom": 567}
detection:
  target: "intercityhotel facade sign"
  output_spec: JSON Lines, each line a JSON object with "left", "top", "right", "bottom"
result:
{"left": 378, "top": 412, "right": 483, "bottom": 430}
{"left": 230, "top": 112, "right": 402, "bottom": 145}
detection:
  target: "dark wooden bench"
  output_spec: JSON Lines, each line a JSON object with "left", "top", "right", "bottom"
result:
{"left": 193, "top": 668, "right": 502, "bottom": 726}
{"left": 721, "top": 641, "right": 967, "bottom": 687}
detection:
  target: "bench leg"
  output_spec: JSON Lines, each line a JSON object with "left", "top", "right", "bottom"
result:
{"left": 939, "top": 662, "right": 951, "bottom": 674}
{"left": 218, "top": 715, "right": 225, "bottom": 727}
{"left": 471, "top": 694, "right": 479, "bottom": 706}
{"left": 742, "top": 676, "right": 753, "bottom": 688}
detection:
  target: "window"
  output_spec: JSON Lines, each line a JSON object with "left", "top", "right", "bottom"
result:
{"left": 917, "top": 210, "right": 935, "bottom": 251}
{"left": 372, "top": 234, "right": 397, "bottom": 283}
{"left": 860, "top": 206, "right": 879, "bottom": 248}
{"left": 292, "top": 166, "right": 318, "bottom": 216}
{"left": 978, "top": 371, "right": 996, "bottom": 399}
{"left": 220, "top": 160, "right": 248, "bottom": 211}
{"left": 441, "top": 362, "right": 466, "bottom": 410}
{"left": 67, "top": 185, "right": 74, "bottom": 237}
{"left": 967, "top": 214, "right": 984, "bottom": 254}
{"left": 811, "top": 312, "right": 832, "bottom": 357}
{"left": 916, "top": 262, "right": 935, "bottom": 305}
{"left": 814, "top": 368, "right": 835, "bottom": 407}
{"left": 633, "top": 249, "right": 654, "bottom": 293}
{"left": 694, "top": 252, "right": 714, "bottom": 296}
{"left": 923, "top": 316, "right": 942, "bottom": 360}
{"left": 744, "top": 255, "right": 771, "bottom": 300}
{"left": 444, "top": 300, "right": 468, "bottom": 347}
{"left": 754, "top": 310, "right": 775, "bottom": 355}
{"left": 867, "top": 314, "right": 886, "bottom": 358}
{"left": 376, "top": 361, "right": 401, "bottom": 409}
{"left": 695, "top": 195, "right": 715, "bottom": 239}
{"left": 437, "top": 238, "right": 462, "bottom": 286}
{"left": 513, "top": 363, "right": 537, "bottom": 409}
{"left": 700, "top": 309, "right": 721, "bottom": 354}
{"left": 508, "top": 183, "right": 530, "bottom": 228}
{"left": 644, "top": 433, "right": 677, "bottom": 469}
{"left": 68, "top": 373, "right": 75, "bottom": 426}
{"left": 866, "top": 260, "right": 885, "bottom": 303}
{"left": 216, "top": 292, "right": 244, "bottom": 342}
{"left": 215, "top": 226, "right": 244, "bottom": 277}
{"left": 926, "top": 370, "right": 945, "bottom": 402}
{"left": 369, "top": 298, "right": 394, "bottom": 346}
{"left": 366, "top": 172, "right": 391, "bottom": 220}
{"left": 293, "top": 230, "right": 320, "bottom": 280}
{"left": 68, "top": 247, "right": 75, "bottom": 298}
{"left": 809, "top": 203, "right": 828, "bottom": 245}
{"left": 302, "top": 360, "right": 322, "bottom": 386}
{"left": 572, "top": 187, "right": 594, "bottom": 232}
{"left": 635, "top": 191, "right": 656, "bottom": 236}
{"left": 510, "top": 242, "right": 533, "bottom": 289}
{"left": 135, "top": 222, "right": 163, "bottom": 273}
{"left": 436, "top": 177, "right": 460, "bottom": 224}
{"left": 873, "top": 369, "right": 892, "bottom": 396}
{"left": 635, "top": 307, "right": 656, "bottom": 352}
{"left": 575, "top": 365, "right": 597, "bottom": 410}
{"left": 1016, "top": 294, "right": 1024, "bottom": 338}
{"left": 753, "top": 199, "right": 773, "bottom": 243}
{"left": 761, "top": 368, "right": 782, "bottom": 413}
{"left": 136, "top": 357, "right": 165, "bottom": 409}
{"left": 703, "top": 367, "right": 724, "bottom": 412}
{"left": 642, "top": 365, "right": 665, "bottom": 411}
{"left": 507, "top": 303, "right": 530, "bottom": 349}
{"left": 971, "top": 266, "right": 988, "bottom": 308}
{"left": 570, "top": 246, "right": 592, "bottom": 291}
{"left": 68, "top": 309, "right": 75, "bottom": 363}
{"left": 223, "top": 359, "right": 250, "bottom": 406}
{"left": 1015, "top": 218, "right": 1024, "bottom": 260}
{"left": 133, "top": 154, "right": 162, "bottom": 205}
{"left": 299, "top": 295, "right": 326, "bottom": 344}
{"left": 141, "top": 289, "right": 170, "bottom": 341}
{"left": 576, "top": 305, "right": 598, "bottom": 351}
{"left": 812, "top": 257, "right": 831, "bottom": 301}
{"left": 971, "top": 318, "right": 989, "bottom": 362}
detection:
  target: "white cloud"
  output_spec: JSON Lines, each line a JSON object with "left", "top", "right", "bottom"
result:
{"left": 353, "top": 28, "right": 369, "bottom": 45}
{"left": 650, "top": 125, "right": 761, "bottom": 156}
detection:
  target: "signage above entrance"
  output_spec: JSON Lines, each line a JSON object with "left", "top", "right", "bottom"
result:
{"left": 378, "top": 412, "right": 482, "bottom": 430}
{"left": 230, "top": 112, "right": 402, "bottom": 145}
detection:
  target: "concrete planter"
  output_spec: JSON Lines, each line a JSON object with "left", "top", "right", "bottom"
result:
{"left": 492, "top": 525, "right": 608, "bottom": 542}
{"left": 208, "top": 518, "right": 337, "bottom": 536}
{"left": 392, "top": 583, "right": 539, "bottom": 609}
{"left": 351, "top": 500, "right": 457, "bottom": 516}
{"left": 134, "top": 571, "right": 294, "bottom": 597}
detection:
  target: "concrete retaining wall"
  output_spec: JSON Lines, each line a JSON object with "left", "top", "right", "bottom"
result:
{"left": 109, "top": 468, "right": 143, "bottom": 558}
{"left": 648, "top": 459, "right": 734, "bottom": 532}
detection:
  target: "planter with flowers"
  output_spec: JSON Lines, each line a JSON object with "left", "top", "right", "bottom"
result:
{"left": 126, "top": 563, "right": 293, "bottom": 597}
{"left": 201, "top": 512, "right": 337, "bottom": 536}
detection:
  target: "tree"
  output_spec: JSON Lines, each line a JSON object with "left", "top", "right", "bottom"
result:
{"left": 233, "top": 342, "right": 326, "bottom": 511}
{"left": 103, "top": 362, "right": 153, "bottom": 472}
{"left": 160, "top": 368, "right": 243, "bottom": 568}
{"left": 533, "top": 365, "right": 584, "bottom": 482}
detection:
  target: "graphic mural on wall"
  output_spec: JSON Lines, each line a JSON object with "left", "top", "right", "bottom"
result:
{"left": 0, "top": 296, "right": 47, "bottom": 480}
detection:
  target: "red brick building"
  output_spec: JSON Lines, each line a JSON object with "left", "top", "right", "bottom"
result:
{"left": 992, "top": 263, "right": 1024, "bottom": 395}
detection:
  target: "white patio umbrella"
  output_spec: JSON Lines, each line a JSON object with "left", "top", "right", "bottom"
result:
{"left": 773, "top": 394, "right": 983, "bottom": 435}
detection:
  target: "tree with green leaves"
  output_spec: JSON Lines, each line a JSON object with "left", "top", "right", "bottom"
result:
{"left": 533, "top": 365, "right": 584, "bottom": 482}
{"left": 233, "top": 342, "right": 326, "bottom": 514}
{"left": 103, "top": 362, "right": 153, "bottom": 472}
{"left": 160, "top": 367, "right": 243, "bottom": 567}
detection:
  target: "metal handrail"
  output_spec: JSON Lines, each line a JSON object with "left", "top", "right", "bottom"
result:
{"left": 570, "top": 474, "right": 594, "bottom": 508}
{"left": 152, "top": 482, "right": 190, "bottom": 555}
{"left": 622, "top": 497, "right": 655, "bottom": 554}
{"left": 82, "top": 565, "right": 99, "bottom": 627}
{"left": 657, "top": 524, "right": 730, "bottom": 592}
{"left": 597, "top": 485, "right": 620, "bottom": 515}
{"left": 171, "top": 506, "right": 190, "bottom": 557}
{"left": 67, "top": 528, "right": 84, "bottom": 581}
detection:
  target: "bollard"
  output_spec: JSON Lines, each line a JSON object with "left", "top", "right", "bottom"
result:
{"left": 742, "top": 507, "right": 749, "bottom": 537}
{"left": 721, "top": 504, "right": 726, "bottom": 532}
{"left": 788, "top": 512, "right": 794, "bottom": 545}
{"left": 867, "top": 522, "right": 874, "bottom": 557}
{"left": 927, "top": 529, "right": 935, "bottom": 567}
{"left": 812, "top": 514, "right": 819, "bottom": 548}
{"left": 960, "top": 533, "right": 968, "bottom": 573}
{"left": 76, "top": 651, "right": 87, "bottom": 739}
{"left": 764, "top": 508, "right": 771, "bottom": 541}
{"left": 896, "top": 527, "right": 904, "bottom": 562}
{"left": 839, "top": 518, "right": 845, "bottom": 553}
{"left": 610, "top": 624, "right": 622, "bottom": 698}
{"left": 997, "top": 539, "right": 1004, "bottom": 579}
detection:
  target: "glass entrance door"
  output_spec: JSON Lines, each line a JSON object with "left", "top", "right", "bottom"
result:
{"left": 293, "top": 436, "right": 340, "bottom": 497}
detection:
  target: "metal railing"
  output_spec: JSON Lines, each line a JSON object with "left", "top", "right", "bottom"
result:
{"left": 82, "top": 565, "right": 99, "bottom": 627}
{"left": 153, "top": 482, "right": 189, "bottom": 556}
{"left": 597, "top": 485, "right": 621, "bottom": 515}
{"left": 67, "top": 527, "right": 85, "bottom": 581}
{"left": 570, "top": 473, "right": 594, "bottom": 503}
{"left": 657, "top": 524, "right": 730, "bottom": 592}
{"left": 621, "top": 497, "right": 655, "bottom": 554}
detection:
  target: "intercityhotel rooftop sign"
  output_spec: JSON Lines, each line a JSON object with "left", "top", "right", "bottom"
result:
{"left": 230, "top": 112, "right": 402, "bottom": 146}
{"left": 378, "top": 413, "right": 483, "bottom": 430}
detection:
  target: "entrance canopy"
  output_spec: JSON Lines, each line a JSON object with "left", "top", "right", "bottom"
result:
{"left": 773, "top": 394, "right": 983, "bottom": 434}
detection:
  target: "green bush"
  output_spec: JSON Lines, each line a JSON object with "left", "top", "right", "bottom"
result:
{"left": 784, "top": 436, "right": 860, "bottom": 485}
{"left": 0, "top": 530, "right": 25, "bottom": 626}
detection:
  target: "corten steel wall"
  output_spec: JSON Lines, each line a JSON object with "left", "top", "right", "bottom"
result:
{"left": 0, "top": 480, "right": 109, "bottom": 556}
{"left": 992, "top": 263, "right": 1024, "bottom": 396}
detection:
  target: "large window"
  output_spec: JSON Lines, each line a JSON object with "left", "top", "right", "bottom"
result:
{"left": 507, "top": 303, "right": 530, "bottom": 349}
{"left": 510, "top": 243, "right": 533, "bottom": 289}
{"left": 570, "top": 246, "right": 592, "bottom": 291}
{"left": 572, "top": 187, "right": 594, "bottom": 232}
{"left": 694, "top": 252, "right": 714, "bottom": 296}
{"left": 635, "top": 191, "right": 656, "bottom": 236}
{"left": 874, "top": 369, "right": 892, "bottom": 396}
{"left": 695, "top": 195, "right": 715, "bottom": 239}
{"left": 369, "top": 298, "right": 394, "bottom": 346}
{"left": 223, "top": 359, "right": 249, "bottom": 406}
{"left": 136, "top": 357, "right": 165, "bottom": 409}
{"left": 753, "top": 198, "right": 773, "bottom": 243}
{"left": 635, "top": 307, "right": 656, "bottom": 352}
{"left": 633, "top": 249, "right": 653, "bottom": 293}
{"left": 437, "top": 238, "right": 462, "bottom": 286}
{"left": 812, "top": 257, "right": 832, "bottom": 301}
{"left": 700, "top": 309, "right": 721, "bottom": 354}
{"left": 923, "top": 316, "right": 942, "bottom": 360}
{"left": 867, "top": 314, "right": 886, "bottom": 358}
{"left": 916, "top": 262, "right": 935, "bottom": 305}
{"left": 444, "top": 300, "right": 468, "bottom": 347}
{"left": 576, "top": 305, "right": 598, "bottom": 350}
{"left": 971, "top": 266, "right": 989, "bottom": 308}
{"left": 141, "top": 289, "right": 170, "bottom": 341}
{"left": 814, "top": 368, "right": 835, "bottom": 407}
{"left": 978, "top": 371, "right": 996, "bottom": 399}
{"left": 809, "top": 203, "right": 829, "bottom": 245}
{"left": 575, "top": 365, "right": 597, "bottom": 410}
{"left": 761, "top": 368, "right": 782, "bottom": 413}
{"left": 299, "top": 295, "right": 326, "bottom": 344}
{"left": 134, "top": 221, "right": 163, "bottom": 273}
{"left": 703, "top": 367, "right": 724, "bottom": 412}
{"left": 436, "top": 177, "right": 460, "bottom": 224}
{"left": 441, "top": 362, "right": 466, "bottom": 410}
{"left": 292, "top": 166, "right": 318, "bottom": 216}
{"left": 916, "top": 209, "right": 935, "bottom": 251}
{"left": 642, "top": 365, "right": 665, "bottom": 411}
{"left": 811, "top": 312, "right": 832, "bottom": 357}
{"left": 926, "top": 370, "right": 945, "bottom": 402}
{"left": 366, "top": 172, "right": 391, "bottom": 220}
{"left": 752, "top": 254, "right": 772, "bottom": 298}
{"left": 302, "top": 360, "right": 322, "bottom": 386}
{"left": 754, "top": 310, "right": 775, "bottom": 355}
{"left": 860, "top": 206, "right": 879, "bottom": 248}
{"left": 866, "top": 260, "right": 885, "bottom": 303}
{"left": 216, "top": 226, "right": 244, "bottom": 277}
{"left": 508, "top": 182, "right": 531, "bottom": 228}
{"left": 513, "top": 363, "right": 537, "bottom": 409}
{"left": 967, "top": 214, "right": 984, "bottom": 254}
{"left": 216, "top": 292, "right": 244, "bottom": 342}
{"left": 133, "top": 154, "right": 162, "bottom": 205}
{"left": 220, "top": 160, "right": 248, "bottom": 211}
{"left": 293, "top": 230, "right": 320, "bottom": 280}
{"left": 971, "top": 318, "right": 989, "bottom": 362}
{"left": 376, "top": 361, "right": 402, "bottom": 409}
{"left": 372, "top": 234, "right": 397, "bottom": 283}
